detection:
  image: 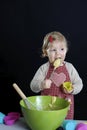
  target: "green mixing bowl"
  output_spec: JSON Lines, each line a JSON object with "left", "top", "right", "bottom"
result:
{"left": 20, "top": 95, "right": 69, "bottom": 130}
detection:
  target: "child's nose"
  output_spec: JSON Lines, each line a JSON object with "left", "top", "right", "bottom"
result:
{"left": 56, "top": 50, "right": 60, "bottom": 55}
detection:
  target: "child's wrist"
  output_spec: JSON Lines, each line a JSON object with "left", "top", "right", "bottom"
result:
{"left": 40, "top": 81, "right": 45, "bottom": 90}
{"left": 40, "top": 85, "right": 44, "bottom": 91}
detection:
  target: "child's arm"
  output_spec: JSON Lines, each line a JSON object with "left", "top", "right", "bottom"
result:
{"left": 30, "top": 62, "right": 49, "bottom": 93}
{"left": 65, "top": 62, "right": 83, "bottom": 95}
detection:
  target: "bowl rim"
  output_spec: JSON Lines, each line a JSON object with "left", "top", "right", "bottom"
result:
{"left": 19, "top": 95, "right": 70, "bottom": 112}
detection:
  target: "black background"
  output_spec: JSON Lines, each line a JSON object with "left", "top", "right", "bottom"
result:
{"left": 0, "top": 0, "right": 87, "bottom": 120}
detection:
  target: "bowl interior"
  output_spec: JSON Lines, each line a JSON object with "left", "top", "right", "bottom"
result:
{"left": 20, "top": 95, "right": 69, "bottom": 111}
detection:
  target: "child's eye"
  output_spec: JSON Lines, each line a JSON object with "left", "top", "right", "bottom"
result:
{"left": 61, "top": 48, "right": 64, "bottom": 51}
{"left": 49, "top": 49, "right": 56, "bottom": 52}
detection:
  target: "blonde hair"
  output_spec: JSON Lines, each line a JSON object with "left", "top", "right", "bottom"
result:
{"left": 42, "top": 31, "right": 68, "bottom": 57}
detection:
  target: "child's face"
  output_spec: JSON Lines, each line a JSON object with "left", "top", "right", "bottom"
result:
{"left": 46, "top": 40, "right": 67, "bottom": 64}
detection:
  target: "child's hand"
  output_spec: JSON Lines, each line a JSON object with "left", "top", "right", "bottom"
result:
{"left": 62, "top": 82, "right": 73, "bottom": 94}
{"left": 41, "top": 79, "right": 52, "bottom": 89}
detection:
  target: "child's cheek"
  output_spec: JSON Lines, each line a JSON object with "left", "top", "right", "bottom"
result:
{"left": 47, "top": 54, "right": 53, "bottom": 63}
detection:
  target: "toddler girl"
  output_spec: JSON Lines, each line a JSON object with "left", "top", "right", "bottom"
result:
{"left": 30, "top": 31, "right": 83, "bottom": 119}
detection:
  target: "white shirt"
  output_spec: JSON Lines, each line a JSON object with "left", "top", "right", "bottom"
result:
{"left": 30, "top": 61, "right": 83, "bottom": 95}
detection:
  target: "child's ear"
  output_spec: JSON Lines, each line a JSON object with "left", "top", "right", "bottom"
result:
{"left": 45, "top": 50, "right": 48, "bottom": 56}
{"left": 44, "top": 49, "right": 48, "bottom": 56}
{"left": 42, "top": 49, "right": 48, "bottom": 57}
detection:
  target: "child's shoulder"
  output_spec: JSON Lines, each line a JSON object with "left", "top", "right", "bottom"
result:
{"left": 39, "top": 61, "right": 49, "bottom": 70}
{"left": 64, "top": 61, "right": 74, "bottom": 68}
